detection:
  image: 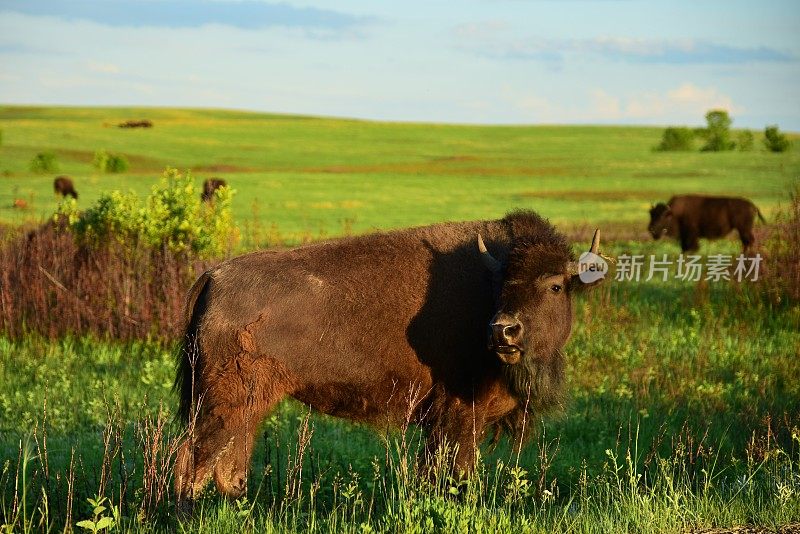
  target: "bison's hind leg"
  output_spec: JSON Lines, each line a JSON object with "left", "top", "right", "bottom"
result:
{"left": 174, "top": 355, "right": 293, "bottom": 502}
{"left": 739, "top": 227, "right": 757, "bottom": 254}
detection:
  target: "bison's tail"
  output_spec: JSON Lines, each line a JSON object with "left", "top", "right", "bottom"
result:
{"left": 755, "top": 205, "right": 766, "bottom": 223}
{"left": 174, "top": 270, "right": 212, "bottom": 424}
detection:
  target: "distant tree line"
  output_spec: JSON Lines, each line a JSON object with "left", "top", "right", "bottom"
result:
{"left": 656, "top": 110, "right": 791, "bottom": 153}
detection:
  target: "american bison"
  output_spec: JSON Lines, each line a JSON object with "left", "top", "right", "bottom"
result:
{"left": 201, "top": 178, "right": 227, "bottom": 202}
{"left": 649, "top": 195, "right": 765, "bottom": 253}
{"left": 118, "top": 119, "right": 153, "bottom": 128}
{"left": 174, "top": 210, "right": 605, "bottom": 503}
{"left": 53, "top": 176, "right": 78, "bottom": 199}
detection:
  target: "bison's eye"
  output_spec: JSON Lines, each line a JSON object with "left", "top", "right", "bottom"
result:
{"left": 549, "top": 284, "right": 563, "bottom": 294}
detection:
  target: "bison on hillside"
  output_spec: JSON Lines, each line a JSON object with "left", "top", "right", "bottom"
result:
{"left": 173, "top": 210, "right": 605, "bottom": 503}
{"left": 53, "top": 176, "right": 78, "bottom": 199}
{"left": 118, "top": 119, "right": 153, "bottom": 128}
{"left": 648, "top": 195, "right": 765, "bottom": 253}
{"left": 201, "top": 178, "right": 227, "bottom": 202}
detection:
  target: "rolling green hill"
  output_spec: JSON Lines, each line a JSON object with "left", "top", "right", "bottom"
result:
{"left": 1, "top": 105, "right": 797, "bottom": 242}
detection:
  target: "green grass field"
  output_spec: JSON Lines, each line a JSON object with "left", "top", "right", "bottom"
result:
{"left": 1, "top": 106, "right": 797, "bottom": 242}
{"left": 1, "top": 106, "right": 799, "bottom": 532}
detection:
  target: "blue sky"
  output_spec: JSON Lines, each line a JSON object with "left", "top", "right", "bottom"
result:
{"left": 1, "top": 0, "right": 798, "bottom": 128}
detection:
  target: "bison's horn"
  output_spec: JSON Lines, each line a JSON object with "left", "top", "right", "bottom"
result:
{"left": 589, "top": 229, "right": 600, "bottom": 255}
{"left": 567, "top": 229, "right": 601, "bottom": 278}
{"left": 477, "top": 234, "right": 501, "bottom": 273}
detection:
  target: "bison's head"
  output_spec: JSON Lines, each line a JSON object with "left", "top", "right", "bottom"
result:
{"left": 477, "top": 230, "right": 602, "bottom": 366}
{"left": 648, "top": 203, "right": 673, "bottom": 239}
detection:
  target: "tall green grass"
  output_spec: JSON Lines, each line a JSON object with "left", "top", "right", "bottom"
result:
{"left": 2, "top": 270, "right": 798, "bottom": 532}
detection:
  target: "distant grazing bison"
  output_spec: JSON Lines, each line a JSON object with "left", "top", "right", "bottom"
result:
{"left": 118, "top": 119, "right": 153, "bottom": 128}
{"left": 649, "top": 195, "right": 765, "bottom": 253}
{"left": 174, "top": 210, "right": 605, "bottom": 503}
{"left": 201, "top": 178, "right": 227, "bottom": 202}
{"left": 53, "top": 176, "right": 78, "bottom": 199}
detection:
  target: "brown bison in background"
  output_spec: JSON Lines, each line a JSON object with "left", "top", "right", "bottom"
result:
{"left": 201, "top": 178, "right": 227, "bottom": 202}
{"left": 173, "top": 210, "right": 605, "bottom": 503}
{"left": 118, "top": 119, "right": 153, "bottom": 128}
{"left": 53, "top": 176, "right": 78, "bottom": 199}
{"left": 649, "top": 195, "right": 765, "bottom": 253}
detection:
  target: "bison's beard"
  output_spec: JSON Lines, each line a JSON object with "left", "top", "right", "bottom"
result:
{"left": 492, "top": 348, "right": 565, "bottom": 447}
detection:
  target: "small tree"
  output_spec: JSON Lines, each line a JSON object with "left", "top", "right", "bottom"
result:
{"left": 93, "top": 150, "right": 130, "bottom": 173}
{"left": 30, "top": 152, "right": 59, "bottom": 173}
{"left": 736, "top": 130, "right": 754, "bottom": 151}
{"left": 700, "top": 109, "right": 735, "bottom": 152}
{"left": 763, "top": 125, "right": 790, "bottom": 153}
{"left": 656, "top": 127, "right": 694, "bottom": 151}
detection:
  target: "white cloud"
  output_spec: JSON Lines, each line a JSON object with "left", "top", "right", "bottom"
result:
{"left": 624, "top": 83, "right": 743, "bottom": 120}
{"left": 453, "top": 20, "right": 509, "bottom": 41}
{"left": 86, "top": 61, "right": 121, "bottom": 74}
{"left": 454, "top": 26, "right": 795, "bottom": 65}
{"left": 589, "top": 89, "right": 621, "bottom": 120}
{"left": 503, "top": 83, "right": 742, "bottom": 125}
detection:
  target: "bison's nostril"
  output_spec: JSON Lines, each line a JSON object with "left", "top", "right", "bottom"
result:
{"left": 503, "top": 324, "right": 520, "bottom": 339}
{"left": 491, "top": 319, "right": 523, "bottom": 344}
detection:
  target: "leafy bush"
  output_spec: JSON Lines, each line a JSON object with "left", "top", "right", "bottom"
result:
{"left": 93, "top": 150, "right": 130, "bottom": 173}
{"left": 699, "top": 109, "right": 735, "bottom": 152}
{"left": 59, "top": 168, "right": 238, "bottom": 257}
{"left": 656, "top": 127, "right": 694, "bottom": 151}
{"left": 736, "top": 130, "right": 754, "bottom": 151}
{"left": 29, "top": 151, "right": 59, "bottom": 173}
{"left": 763, "top": 125, "right": 790, "bottom": 153}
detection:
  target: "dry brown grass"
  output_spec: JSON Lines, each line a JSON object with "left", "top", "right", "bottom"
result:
{"left": 0, "top": 222, "right": 212, "bottom": 341}
{"left": 761, "top": 184, "right": 800, "bottom": 303}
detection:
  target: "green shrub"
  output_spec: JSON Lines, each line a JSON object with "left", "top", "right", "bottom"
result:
{"left": 699, "top": 109, "right": 735, "bottom": 152}
{"left": 29, "top": 152, "right": 59, "bottom": 173}
{"left": 58, "top": 168, "right": 238, "bottom": 257}
{"left": 656, "top": 127, "right": 694, "bottom": 151}
{"left": 763, "top": 125, "right": 790, "bottom": 153}
{"left": 92, "top": 150, "right": 130, "bottom": 173}
{"left": 736, "top": 130, "right": 754, "bottom": 151}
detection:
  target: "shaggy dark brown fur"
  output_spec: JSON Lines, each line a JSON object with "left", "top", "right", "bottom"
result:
{"left": 200, "top": 178, "right": 227, "bottom": 202}
{"left": 173, "top": 210, "right": 602, "bottom": 502}
{"left": 649, "top": 195, "right": 765, "bottom": 252}
{"left": 53, "top": 176, "right": 78, "bottom": 199}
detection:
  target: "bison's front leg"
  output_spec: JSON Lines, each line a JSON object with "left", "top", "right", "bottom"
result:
{"left": 422, "top": 399, "right": 485, "bottom": 480}
{"left": 679, "top": 226, "right": 700, "bottom": 252}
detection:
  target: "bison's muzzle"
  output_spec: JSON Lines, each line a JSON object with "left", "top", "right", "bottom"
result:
{"left": 488, "top": 313, "right": 524, "bottom": 364}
